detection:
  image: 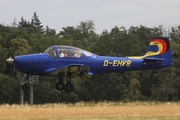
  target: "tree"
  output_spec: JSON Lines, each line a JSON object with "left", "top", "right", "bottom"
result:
{"left": 8, "top": 38, "right": 29, "bottom": 56}
{"left": 45, "top": 25, "right": 56, "bottom": 36}
{"left": 19, "top": 12, "right": 44, "bottom": 32}
{"left": 0, "top": 74, "right": 19, "bottom": 104}
{"left": 0, "top": 36, "right": 8, "bottom": 73}
{"left": 77, "top": 20, "right": 95, "bottom": 38}
{"left": 31, "top": 12, "right": 44, "bottom": 31}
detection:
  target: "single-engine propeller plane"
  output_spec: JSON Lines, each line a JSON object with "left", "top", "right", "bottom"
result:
{"left": 6, "top": 37, "right": 172, "bottom": 92}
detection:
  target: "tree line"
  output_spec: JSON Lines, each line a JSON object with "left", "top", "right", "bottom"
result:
{"left": 0, "top": 12, "right": 180, "bottom": 104}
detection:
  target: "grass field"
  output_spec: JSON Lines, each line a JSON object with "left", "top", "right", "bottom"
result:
{"left": 0, "top": 101, "right": 180, "bottom": 120}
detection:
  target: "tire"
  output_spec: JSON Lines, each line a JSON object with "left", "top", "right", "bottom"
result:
{"left": 64, "top": 83, "right": 73, "bottom": 93}
{"left": 22, "top": 84, "right": 28, "bottom": 91}
{"left": 55, "top": 82, "right": 64, "bottom": 91}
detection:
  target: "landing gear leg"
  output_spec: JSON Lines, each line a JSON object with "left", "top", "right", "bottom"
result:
{"left": 64, "top": 75, "right": 73, "bottom": 93}
{"left": 55, "top": 76, "right": 64, "bottom": 91}
{"left": 21, "top": 74, "right": 29, "bottom": 91}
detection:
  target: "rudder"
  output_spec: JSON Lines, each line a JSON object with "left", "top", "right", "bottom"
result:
{"left": 144, "top": 37, "right": 172, "bottom": 67}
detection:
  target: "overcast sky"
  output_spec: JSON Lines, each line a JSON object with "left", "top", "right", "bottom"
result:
{"left": 1, "top": 0, "right": 180, "bottom": 33}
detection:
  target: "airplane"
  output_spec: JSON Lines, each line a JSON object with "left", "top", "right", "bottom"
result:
{"left": 6, "top": 36, "right": 172, "bottom": 93}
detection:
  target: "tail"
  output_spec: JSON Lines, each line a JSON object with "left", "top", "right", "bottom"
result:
{"left": 144, "top": 37, "right": 172, "bottom": 67}
{"left": 129, "top": 37, "right": 172, "bottom": 68}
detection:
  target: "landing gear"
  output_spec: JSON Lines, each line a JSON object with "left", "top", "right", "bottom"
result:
{"left": 55, "top": 82, "right": 64, "bottom": 91}
{"left": 55, "top": 76, "right": 64, "bottom": 91}
{"left": 21, "top": 74, "right": 29, "bottom": 91}
{"left": 22, "top": 84, "right": 28, "bottom": 91}
{"left": 64, "top": 83, "right": 73, "bottom": 93}
{"left": 64, "top": 76, "right": 73, "bottom": 93}
{"left": 20, "top": 74, "right": 39, "bottom": 91}
{"left": 20, "top": 74, "right": 74, "bottom": 93}
{"left": 55, "top": 75, "right": 73, "bottom": 93}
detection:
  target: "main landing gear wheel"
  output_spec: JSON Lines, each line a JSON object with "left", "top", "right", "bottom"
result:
{"left": 64, "top": 83, "right": 73, "bottom": 93}
{"left": 55, "top": 82, "right": 64, "bottom": 91}
{"left": 56, "top": 75, "right": 73, "bottom": 92}
{"left": 55, "top": 76, "right": 64, "bottom": 91}
{"left": 22, "top": 84, "right": 28, "bottom": 91}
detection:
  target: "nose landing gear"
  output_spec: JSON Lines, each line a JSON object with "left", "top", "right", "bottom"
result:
{"left": 20, "top": 74, "right": 39, "bottom": 91}
{"left": 22, "top": 83, "right": 29, "bottom": 91}
{"left": 21, "top": 74, "right": 29, "bottom": 91}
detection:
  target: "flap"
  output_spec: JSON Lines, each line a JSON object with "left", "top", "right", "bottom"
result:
{"left": 44, "top": 64, "right": 92, "bottom": 78}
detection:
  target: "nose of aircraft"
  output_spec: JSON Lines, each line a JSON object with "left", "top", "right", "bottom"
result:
{"left": 6, "top": 57, "right": 14, "bottom": 64}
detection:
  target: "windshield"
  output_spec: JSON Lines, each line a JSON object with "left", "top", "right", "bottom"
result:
{"left": 44, "top": 47, "right": 56, "bottom": 58}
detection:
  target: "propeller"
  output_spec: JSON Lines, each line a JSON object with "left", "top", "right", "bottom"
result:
{"left": 6, "top": 50, "right": 15, "bottom": 77}
{"left": 6, "top": 57, "right": 14, "bottom": 65}
{"left": 6, "top": 57, "right": 14, "bottom": 77}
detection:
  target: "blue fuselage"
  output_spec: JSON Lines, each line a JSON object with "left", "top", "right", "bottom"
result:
{"left": 14, "top": 53, "right": 162, "bottom": 75}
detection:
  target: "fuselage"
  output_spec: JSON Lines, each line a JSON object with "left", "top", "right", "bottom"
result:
{"left": 14, "top": 53, "right": 161, "bottom": 75}
{"left": 13, "top": 41, "right": 172, "bottom": 76}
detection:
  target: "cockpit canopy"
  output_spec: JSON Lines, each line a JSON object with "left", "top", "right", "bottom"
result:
{"left": 44, "top": 47, "right": 56, "bottom": 58}
{"left": 44, "top": 45, "right": 95, "bottom": 58}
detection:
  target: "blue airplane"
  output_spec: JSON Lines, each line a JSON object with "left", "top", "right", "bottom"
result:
{"left": 6, "top": 37, "right": 172, "bottom": 92}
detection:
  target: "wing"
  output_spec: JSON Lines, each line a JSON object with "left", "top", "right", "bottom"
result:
{"left": 44, "top": 64, "right": 92, "bottom": 79}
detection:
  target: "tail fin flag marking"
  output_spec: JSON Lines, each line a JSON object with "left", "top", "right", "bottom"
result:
{"left": 145, "top": 37, "right": 169, "bottom": 57}
{"left": 128, "top": 37, "right": 171, "bottom": 59}
{"left": 128, "top": 37, "right": 172, "bottom": 68}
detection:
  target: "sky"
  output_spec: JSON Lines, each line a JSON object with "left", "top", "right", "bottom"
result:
{"left": 0, "top": 0, "right": 180, "bottom": 34}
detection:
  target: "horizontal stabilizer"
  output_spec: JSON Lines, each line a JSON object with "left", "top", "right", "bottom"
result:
{"left": 144, "top": 57, "right": 165, "bottom": 61}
